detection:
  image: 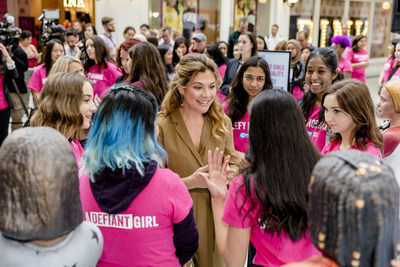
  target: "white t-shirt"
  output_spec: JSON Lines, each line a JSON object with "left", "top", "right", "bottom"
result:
{"left": 264, "top": 34, "right": 283, "bottom": 51}
{"left": 0, "top": 221, "right": 103, "bottom": 267}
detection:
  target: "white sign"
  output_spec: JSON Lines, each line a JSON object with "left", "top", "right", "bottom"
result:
{"left": 258, "top": 50, "right": 291, "bottom": 92}
{"left": 64, "top": 0, "right": 86, "bottom": 8}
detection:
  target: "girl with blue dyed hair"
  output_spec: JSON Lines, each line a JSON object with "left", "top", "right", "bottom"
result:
{"left": 79, "top": 84, "right": 199, "bottom": 267}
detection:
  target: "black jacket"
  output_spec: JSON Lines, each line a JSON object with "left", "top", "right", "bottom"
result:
{"left": 6, "top": 45, "right": 28, "bottom": 94}
{"left": 220, "top": 58, "right": 240, "bottom": 96}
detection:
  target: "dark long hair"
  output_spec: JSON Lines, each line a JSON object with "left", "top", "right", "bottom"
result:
{"left": 82, "top": 35, "right": 113, "bottom": 73}
{"left": 309, "top": 150, "right": 399, "bottom": 267}
{"left": 126, "top": 42, "right": 168, "bottom": 105}
{"left": 301, "top": 47, "right": 342, "bottom": 121}
{"left": 241, "top": 89, "right": 321, "bottom": 241}
{"left": 45, "top": 39, "right": 65, "bottom": 76}
{"left": 172, "top": 37, "right": 189, "bottom": 66}
{"left": 319, "top": 79, "right": 383, "bottom": 153}
{"left": 158, "top": 44, "right": 175, "bottom": 75}
{"left": 205, "top": 45, "right": 227, "bottom": 67}
{"left": 226, "top": 56, "right": 272, "bottom": 125}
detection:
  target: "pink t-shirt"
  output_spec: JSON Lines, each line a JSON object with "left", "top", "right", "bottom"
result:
{"left": 86, "top": 62, "right": 122, "bottom": 99}
{"left": 306, "top": 105, "right": 328, "bottom": 152}
{"left": 382, "top": 56, "right": 397, "bottom": 83}
{"left": 338, "top": 58, "right": 353, "bottom": 74}
{"left": 218, "top": 64, "right": 227, "bottom": 79}
{"left": 343, "top": 49, "right": 369, "bottom": 83}
{"left": 70, "top": 139, "right": 84, "bottom": 173}
{"left": 321, "top": 139, "right": 382, "bottom": 159}
{"left": 223, "top": 100, "right": 249, "bottom": 153}
{"left": 292, "top": 85, "right": 304, "bottom": 100}
{"left": 382, "top": 127, "right": 400, "bottom": 158}
{"left": 0, "top": 77, "right": 7, "bottom": 110}
{"left": 222, "top": 175, "right": 321, "bottom": 266}
{"left": 388, "top": 65, "right": 400, "bottom": 81}
{"left": 79, "top": 167, "right": 193, "bottom": 267}
{"left": 27, "top": 64, "right": 47, "bottom": 93}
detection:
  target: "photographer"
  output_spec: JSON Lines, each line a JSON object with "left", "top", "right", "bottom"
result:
{"left": 7, "top": 35, "right": 29, "bottom": 131}
{"left": 0, "top": 43, "right": 18, "bottom": 145}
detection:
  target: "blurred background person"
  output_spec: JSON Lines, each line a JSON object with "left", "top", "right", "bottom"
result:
{"left": 27, "top": 39, "right": 65, "bottom": 103}
{"left": 64, "top": 28, "right": 80, "bottom": 57}
{"left": 217, "top": 41, "right": 228, "bottom": 58}
{"left": 377, "top": 79, "right": 400, "bottom": 183}
{"left": 115, "top": 39, "right": 140, "bottom": 83}
{"left": 0, "top": 43, "right": 18, "bottom": 145}
{"left": 81, "top": 36, "right": 121, "bottom": 99}
{"left": 126, "top": 42, "right": 168, "bottom": 105}
{"left": 158, "top": 45, "right": 175, "bottom": 82}
{"left": 49, "top": 55, "right": 84, "bottom": 76}
{"left": 221, "top": 32, "right": 258, "bottom": 96}
{"left": 99, "top": 17, "right": 117, "bottom": 60}
{"left": 172, "top": 37, "right": 189, "bottom": 67}
{"left": 256, "top": 35, "right": 268, "bottom": 50}
{"left": 8, "top": 33, "right": 29, "bottom": 131}
{"left": 343, "top": 35, "right": 369, "bottom": 83}
{"left": 265, "top": 24, "right": 282, "bottom": 51}
{"left": 379, "top": 38, "right": 399, "bottom": 85}
{"left": 122, "top": 26, "right": 136, "bottom": 42}
{"left": 331, "top": 35, "right": 353, "bottom": 79}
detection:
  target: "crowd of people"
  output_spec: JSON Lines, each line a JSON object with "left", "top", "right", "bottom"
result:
{"left": 0, "top": 15, "right": 399, "bottom": 267}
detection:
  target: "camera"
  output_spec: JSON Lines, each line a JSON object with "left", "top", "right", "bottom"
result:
{"left": 38, "top": 9, "right": 65, "bottom": 47}
{"left": 0, "top": 14, "right": 20, "bottom": 47}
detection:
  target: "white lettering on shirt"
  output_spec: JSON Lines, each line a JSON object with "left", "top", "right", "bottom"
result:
{"left": 233, "top": 121, "right": 249, "bottom": 130}
{"left": 85, "top": 212, "right": 159, "bottom": 229}
{"left": 87, "top": 73, "right": 104, "bottom": 81}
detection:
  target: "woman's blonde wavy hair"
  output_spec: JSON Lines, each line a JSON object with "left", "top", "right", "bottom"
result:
{"left": 49, "top": 56, "right": 83, "bottom": 75}
{"left": 31, "top": 72, "right": 88, "bottom": 140}
{"left": 160, "top": 53, "right": 227, "bottom": 138}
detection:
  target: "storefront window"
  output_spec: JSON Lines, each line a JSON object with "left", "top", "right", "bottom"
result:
{"left": 289, "top": 0, "right": 315, "bottom": 41}
{"left": 149, "top": 0, "right": 220, "bottom": 44}
{"left": 370, "top": 2, "right": 392, "bottom": 58}
{"left": 318, "top": 0, "right": 345, "bottom": 47}
{"left": 348, "top": 1, "right": 370, "bottom": 37}
{"left": 232, "top": 0, "right": 257, "bottom": 33}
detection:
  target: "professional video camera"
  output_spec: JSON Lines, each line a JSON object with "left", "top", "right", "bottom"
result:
{"left": 0, "top": 14, "right": 20, "bottom": 47}
{"left": 38, "top": 9, "right": 65, "bottom": 47}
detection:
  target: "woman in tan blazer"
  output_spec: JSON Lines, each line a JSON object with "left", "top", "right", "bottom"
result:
{"left": 157, "top": 53, "right": 240, "bottom": 267}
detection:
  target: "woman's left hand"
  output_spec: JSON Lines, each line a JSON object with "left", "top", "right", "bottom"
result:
{"left": 200, "top": 147, "right": 230, "bottom": 199}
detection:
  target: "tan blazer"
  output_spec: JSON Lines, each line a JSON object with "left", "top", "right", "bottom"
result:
{"left": 157, "top": 108, "right": 239, "bottom": 267}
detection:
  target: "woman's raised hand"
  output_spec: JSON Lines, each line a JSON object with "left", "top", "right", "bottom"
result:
{"left": 200, "top": 148, "right": 230, "bottom": 199}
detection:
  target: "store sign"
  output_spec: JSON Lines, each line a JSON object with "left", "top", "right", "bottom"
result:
{"left": 64, "top": 0, "right": 86, "bottom": 8}
{"left": 258, "top": 50, "right": 291, "bottom": 92}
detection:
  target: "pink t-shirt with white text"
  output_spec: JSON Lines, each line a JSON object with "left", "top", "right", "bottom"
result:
{"left": 305, "top": 105, "right": 328, "bottom": 152}
{"left": 222, "top": 175, "right": 321, "bottom": 266}
{"left": 338, "top": 58, "right": 353, "bottom": 74}
{"left": 321, "top": 139, "right": 382, "bottom": 159}
{"left": 0, "top": 77, "right": 7, "bottom": 110}
{"left": 382, "top": 56, "right": 397, "bottom": 83}
{"left": 79, "top": 167, "right": 193, "bottom": 267}
{"left": 27, "top": 64, "right": 47, "bottom": 93}
{"left": 223, "top": 100, "right": 249, "bottom": 153}
{"left": 86, "top": 62, "right": 122, "bottom": 99}
{"left": 343, "top": 49, "right": 369, "bottom": 82}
